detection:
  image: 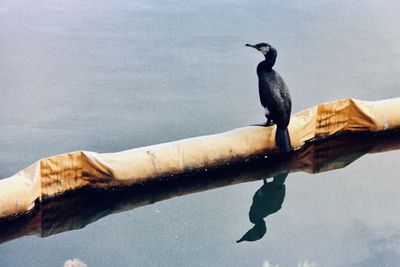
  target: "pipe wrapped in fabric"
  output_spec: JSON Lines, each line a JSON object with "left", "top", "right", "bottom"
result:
{"left": 1, "top": 97, "right": 399, "bottom": 219}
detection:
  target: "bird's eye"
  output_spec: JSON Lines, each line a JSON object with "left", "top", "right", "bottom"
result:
{"left": 261, "top": 46, "right": 270, "bottom": 54}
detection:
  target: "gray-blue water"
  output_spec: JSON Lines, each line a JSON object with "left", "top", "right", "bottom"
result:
{"left": 1, "top": 0, "right": 400, "bottom": 266}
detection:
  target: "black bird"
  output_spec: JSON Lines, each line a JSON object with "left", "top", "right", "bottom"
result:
{"left": 246, "top": 42, "right": 292, "bottom": 152}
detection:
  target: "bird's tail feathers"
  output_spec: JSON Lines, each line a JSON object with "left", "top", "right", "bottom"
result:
{"left": 276, "top": 127, "right": 292, "bottom": 153}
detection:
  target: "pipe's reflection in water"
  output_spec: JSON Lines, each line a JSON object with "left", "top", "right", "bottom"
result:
{"left": 1, "top": 131, "right": 400, "bottom": 245}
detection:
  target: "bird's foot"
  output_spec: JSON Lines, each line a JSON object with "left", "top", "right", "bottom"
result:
{"left": 263, "top": 120, "right": 274, "bottom": 127}
{"left": 250, "top": 120, "right": 275, "bottom": 127}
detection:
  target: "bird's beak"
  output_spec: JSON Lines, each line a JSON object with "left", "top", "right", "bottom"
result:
{"left": 245, "top": 43, "right": 258, "bottom": 50}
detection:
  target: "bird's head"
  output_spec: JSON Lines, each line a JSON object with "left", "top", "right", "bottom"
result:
{"left": 245, "top": 43, "right": 272, "bottom": 55}
{"left": 246, "top": 42, "right": 277, "bottom": 68}
{"left": 236, "top": 220, "right": 267, "bottom": 243}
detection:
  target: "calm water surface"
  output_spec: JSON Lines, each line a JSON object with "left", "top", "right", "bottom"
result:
{"left": 1, "top": 0, "right": 400, "bottom": 266}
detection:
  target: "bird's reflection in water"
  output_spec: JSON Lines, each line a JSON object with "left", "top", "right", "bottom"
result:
{"left": 237, "top": 172, "right": 287, "bottom": 243}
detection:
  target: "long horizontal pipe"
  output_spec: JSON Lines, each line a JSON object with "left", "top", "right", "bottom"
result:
{"left": 1, "top": 130, "right": 399, "bottom": 244}
{"left": 0, "top": 97, "right": 399, "bottom": 219}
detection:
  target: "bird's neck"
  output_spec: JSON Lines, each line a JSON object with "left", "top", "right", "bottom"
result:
{"left": 257, "top": 60, "right": 274, "bottom": 75}
{"left": 257, "top": 48, "right": 277, "bottom": 75}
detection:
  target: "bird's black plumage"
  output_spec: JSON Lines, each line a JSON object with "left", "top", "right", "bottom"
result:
{"left": 246, "top": 43, "right": 292, "bottom": 152}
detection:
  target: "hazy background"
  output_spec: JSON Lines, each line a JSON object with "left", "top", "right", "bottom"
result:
{"left": 0, "top": 0, "right": 400, "bottom": 266}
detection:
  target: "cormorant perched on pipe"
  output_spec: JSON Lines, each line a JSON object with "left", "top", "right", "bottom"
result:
{"left": 246, "top": 42, "right": 292, "bottom": 152}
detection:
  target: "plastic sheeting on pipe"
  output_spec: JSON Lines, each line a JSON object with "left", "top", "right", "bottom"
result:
{"left": 1, "top": 129, "right": 400, "bottom": 244}
{"left": 1, "top": 97, "right": 400, "bottom": 220}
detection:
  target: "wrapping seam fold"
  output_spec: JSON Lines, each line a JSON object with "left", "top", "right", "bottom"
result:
{"left": 349, "top": 99, "right": 379, "bottom": 132}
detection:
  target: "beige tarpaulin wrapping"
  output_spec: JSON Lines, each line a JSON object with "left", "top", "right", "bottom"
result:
{"left": 1, "top": 97, "right": 399, "bottom": 219}
{"left": 1, "top": 130, "right": 400, "bottom": 244}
